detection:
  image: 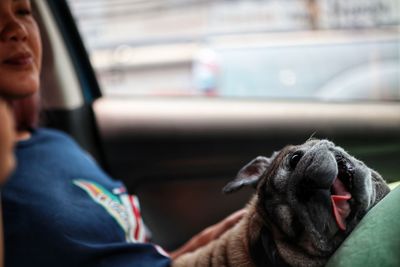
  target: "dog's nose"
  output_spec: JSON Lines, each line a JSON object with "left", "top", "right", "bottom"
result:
{"left": 303, "top": 150, "right": 337, "bottom": 190}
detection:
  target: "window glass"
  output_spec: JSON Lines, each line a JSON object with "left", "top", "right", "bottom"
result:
{"left": 67, "top": 0, "right": 400, "bottom": 101}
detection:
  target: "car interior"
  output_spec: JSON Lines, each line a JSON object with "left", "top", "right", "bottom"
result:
{"left": 28, "top": 0, "right": 400, "bottom": 265}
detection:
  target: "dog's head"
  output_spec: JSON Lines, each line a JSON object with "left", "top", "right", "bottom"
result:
{"left": 223, "top": 139, "right": 390, "bottom": 263}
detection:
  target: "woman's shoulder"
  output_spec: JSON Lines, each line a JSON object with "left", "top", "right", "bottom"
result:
{"left": 34, "top": 127, "right": 73, "bottom": 140}
{"left": 18, "top": 127, "right": 79, "bottom": 148}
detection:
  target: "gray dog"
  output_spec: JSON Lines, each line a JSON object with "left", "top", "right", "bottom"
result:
{"left": 172, "top": 139, "right": 390, "bottom": 267}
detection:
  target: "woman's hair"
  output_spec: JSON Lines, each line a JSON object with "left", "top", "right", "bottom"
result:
{"left": 11, "top": 94, "right": 40, "bottom": 131}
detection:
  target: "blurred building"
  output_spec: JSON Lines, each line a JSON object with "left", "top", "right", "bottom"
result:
{"left": 69, "top": 0, "right": 399, "bottom": 49}
{"left": 67, "top": 0, "right": 400, "bottom": 97}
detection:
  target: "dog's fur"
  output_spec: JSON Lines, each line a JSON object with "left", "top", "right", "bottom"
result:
{"left": 172, "top": 139, "right": 390, "bottom": 267}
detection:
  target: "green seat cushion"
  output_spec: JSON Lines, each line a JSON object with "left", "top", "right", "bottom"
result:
{"left": 326, "top": 186, "right": 400, "bottom": 267}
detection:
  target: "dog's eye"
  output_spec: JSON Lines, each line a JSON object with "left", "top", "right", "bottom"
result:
{"left": 289, "top": 151, "right": 303, "bottom": 169}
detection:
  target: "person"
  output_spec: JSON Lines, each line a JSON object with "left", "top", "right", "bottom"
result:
{"left": 0, "top": 99, "right": 15, "bottom": 185}
{"left": 0, "top": 0, "right": 244, "bottom": 266}
{"left": 0, "top": 98, "right": 16, "bottom": 267}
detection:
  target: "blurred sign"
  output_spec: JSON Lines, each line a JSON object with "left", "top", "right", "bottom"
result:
{"left": 318, "top": 0, "right": 400, "bottom": 28}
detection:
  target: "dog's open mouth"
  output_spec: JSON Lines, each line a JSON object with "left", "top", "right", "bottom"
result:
{"left": 330, "top": 156, "right": 354, "bottom": 231}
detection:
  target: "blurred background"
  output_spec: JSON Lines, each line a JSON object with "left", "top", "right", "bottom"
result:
{"left": 67, "top": 0, "right": 399, "bottom": 101}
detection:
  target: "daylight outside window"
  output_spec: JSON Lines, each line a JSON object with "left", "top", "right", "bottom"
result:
{"left": 67, "top": 0, "right": 400, "bottom": 101}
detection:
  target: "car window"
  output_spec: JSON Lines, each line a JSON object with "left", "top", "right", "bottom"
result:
{"left": 67, "top": 0, "right": 400, "bottom": 101}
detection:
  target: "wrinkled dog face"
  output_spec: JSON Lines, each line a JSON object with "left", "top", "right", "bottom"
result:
{"left": 224, "top": 139, "right": 390, "bottom": 257}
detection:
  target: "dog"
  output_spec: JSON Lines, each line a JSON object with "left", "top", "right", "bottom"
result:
{"left": 172, "top": 139, "right": 390, "bottom": 267}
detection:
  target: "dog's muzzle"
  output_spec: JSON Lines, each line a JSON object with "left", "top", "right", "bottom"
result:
{"left": 330, "top": 155, "right": 355, "bottom": 230}
{"left": 295, "top": 146, "right": 355, "bottom": 232}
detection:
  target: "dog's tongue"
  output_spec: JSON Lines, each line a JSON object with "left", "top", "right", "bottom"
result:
{"left": 331, "top": 178, "right": 352, "bottom": 231}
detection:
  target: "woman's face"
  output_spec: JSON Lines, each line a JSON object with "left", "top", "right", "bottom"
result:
{"left": 0, "top": 99, "right": 16, "bottom": 183}
{"left": 0, "top": 0, "right": 42, "bottom": 98}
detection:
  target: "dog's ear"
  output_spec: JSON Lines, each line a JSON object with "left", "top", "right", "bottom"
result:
{"left": 223, "top": 156, "right": 272, "bottom": 194}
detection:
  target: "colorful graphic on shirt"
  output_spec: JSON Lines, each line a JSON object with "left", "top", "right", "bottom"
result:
{"left": 73, "top": 179, "right": 146, "bottom": 243}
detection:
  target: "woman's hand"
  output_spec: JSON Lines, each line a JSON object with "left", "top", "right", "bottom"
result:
{"left": 170, "top": 209, "right": 246, "bottom": 260}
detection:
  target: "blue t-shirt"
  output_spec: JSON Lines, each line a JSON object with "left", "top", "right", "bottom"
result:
{"left": 2, "top": 128, "right": 171, "bottom": 267}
